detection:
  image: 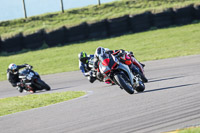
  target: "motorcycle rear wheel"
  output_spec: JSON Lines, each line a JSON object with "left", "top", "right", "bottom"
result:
{"left": 34, "top": 79, "right": 51, "bottom": 91}
{"left": 135, "top": 81, "right": 145, "bottom": 92}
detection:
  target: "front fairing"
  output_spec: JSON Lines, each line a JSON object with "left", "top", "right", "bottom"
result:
{"left": 19, "top": 69, "right": 29, "bottom": 79}
{"left": 99, "top": 54, "right": 116, "bottom": 74}
{"left": 19, "top": 69, "right": 36, "bottom": 82}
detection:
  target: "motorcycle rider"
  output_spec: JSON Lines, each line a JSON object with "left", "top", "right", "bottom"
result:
{"left": 94, "top": 47, "right": 148, "bottom": 83}
{"left": 7, "top": 63, "right": 32, "bottom": 93}
{"left": 78, "top": 52, "right": 97, "bottom": 83}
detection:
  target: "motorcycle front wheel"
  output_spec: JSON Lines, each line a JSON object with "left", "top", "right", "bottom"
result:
{"left": 114, "top": 72, "right": 134, "bottom": 94}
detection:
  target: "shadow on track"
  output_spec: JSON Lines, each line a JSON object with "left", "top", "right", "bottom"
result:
{"left": 142, "top": 83, "right": 199, "bottom": 94}
{"left": 148, "top": 76, "right": 185, "bottom": 83}
{"left": 50, "top": 86, "right": 74, "bottom": 92}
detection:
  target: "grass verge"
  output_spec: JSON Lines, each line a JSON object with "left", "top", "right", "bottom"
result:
{"left": 178, "top": 127, "right": 200, "bottom": 133}
{"left": 166, "top": 127, "right": 200, "bottom": 133}
{"left": 0, "top": 91, "right": 86, "bottom": 116}
{"left": 1, "top": 0, "right": 200, "bottom": 38}
{"left": 0, "top": 22, "right": 200, "bottom": 81}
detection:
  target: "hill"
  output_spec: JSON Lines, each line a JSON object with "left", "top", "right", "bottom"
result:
{"left": 0, "top": 0, "right": 200, "bottom": 38}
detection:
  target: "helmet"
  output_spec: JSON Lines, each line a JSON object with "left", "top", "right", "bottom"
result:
{"left": 104, "top": 48, "right": 110, "bottom": 52}
{"left": 78, "top": 52, "right": 88, "bottom": 64}
{"left": 8, "top": 63, "right": 18, "bottom": 74}
{"left": 95, "top": 47, "right": 105, "bottom": 59}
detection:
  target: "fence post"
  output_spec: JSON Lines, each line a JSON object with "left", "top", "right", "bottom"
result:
{"left": 98, "top": 0, "right": 101, "bottom": 5}
{"left": 60, "top": 0, "right": 64, "bottom": 13}
{"left": 22, "top": 0, "right": 27, "bottom": 18}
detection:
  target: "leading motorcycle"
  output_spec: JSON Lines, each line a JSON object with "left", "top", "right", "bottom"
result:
{"left": 98, "top": 53, "right": 145, "bottom": 94}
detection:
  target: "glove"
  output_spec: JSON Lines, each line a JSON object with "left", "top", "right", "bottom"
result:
{"left": 16, "top": 82, "right": 21, "bottom": 86}
{"left": 119, "top": 49, "right": 125, "bottom": 54}
{"left": 26, "top": 64, "right": 33, "bottom": 69}
{"left": 116, "top": 52, "right": 123, "bottom": 58}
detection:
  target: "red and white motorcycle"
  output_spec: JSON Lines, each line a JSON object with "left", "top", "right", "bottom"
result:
{"left": 98, "top": 52, "right": 145, "bottom": 94}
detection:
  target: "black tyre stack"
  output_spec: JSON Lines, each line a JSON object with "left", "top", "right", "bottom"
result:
{"left": 22, "top": 29, "right": 44, "bottom": 49}
{"left": 129, "top": 11, "right": 153, "bottom": 33}
{"left": 107, "top": 15, "right": 130, "bottom": 36}
{"left": 173, "top": 4, "right": 195, "bottom": 25}
{"left": 194, "top": 4, "right": 200, "bottom": 20}
{"left": 44, "top": 26, "right": 67, "bottom": 47}
{"left": 0, "top": 37, "right": 2, "bottom": 52}
{"left": 152, "top": 8, "right": 174, "bottom": 28}
{"left": 1, "top": 33, "right": 23, "bottom": 53}
{"left": 67, "top": 22, "right": 88, "bottom": 43}
{"left": 88, "top": 20, "right": 108, "bottom": 39}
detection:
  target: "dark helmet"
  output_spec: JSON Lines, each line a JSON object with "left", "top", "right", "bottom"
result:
{"left": 78, "top": 52, "right": 88, "bottom": 64}
{"left": 8, "top": 63, "right": 18, "bottom": 74}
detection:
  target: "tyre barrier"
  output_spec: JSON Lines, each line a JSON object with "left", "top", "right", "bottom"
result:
{"left": 0, "top": 37, "right": 2, "bottom": 52}
{"left": 152, "top": 8, "right": 174, "bottom": 28}
{"left": 129, "top": 11, "right": 153, "bottom": 33}
{"left": 194, "top": 4, "right": 200, "bottom": 20}
{"left": 44, "top": 26, "right": 67, "bottom": 47}
{"left": 66, "top": 22, "right": 88, "bottom": 43}
{"left": 173, "top": 4, "right": 195, "bottom": 25}
{"left": 88, "top": 20, "right": 108, "bottom": 39}
{"left": 1, "top": 4, "right": 200, "bottom": 53}
{"left": 23, "top": 29, "right": 44, "bottom": 49}
{"left": 107, "top": 15, "right": 130, "bottom": 36}
{"left": 1, "top": 33, "right": 23, "bottom": 53}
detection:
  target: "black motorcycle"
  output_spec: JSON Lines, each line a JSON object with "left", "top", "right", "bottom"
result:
{"left": 18, "top": 66, "right": 51, "bottom": 93}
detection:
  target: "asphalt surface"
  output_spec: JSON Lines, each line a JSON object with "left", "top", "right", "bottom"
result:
{"left": 0, "top": 55, "right": 200, "bottom": 133}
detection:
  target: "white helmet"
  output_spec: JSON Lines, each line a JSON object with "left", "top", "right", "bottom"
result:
{"left": 95, "top": 46, "right": 105, "bottom": 58}
{"left": 104, "top": 48, "right": 110, "bottom": 52}
{"left": 8, "top": 63, "right": 18, "bottom": 74}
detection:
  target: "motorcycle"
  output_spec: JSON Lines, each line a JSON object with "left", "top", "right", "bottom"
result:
{"left": 18, "top": 66, "right": 51, "bottom": 93}
{"left": 98, "top": 53, "right": 145, "bottom": 94}
{"left": 129, "top": 54, "right": 148, "bottom": 83}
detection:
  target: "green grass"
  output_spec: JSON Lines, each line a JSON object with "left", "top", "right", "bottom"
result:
{"left": 178, "top": 127, "right": 200, "bottom": 133}
{"left": 0, "top": 91, "right": 86, "bottom": 116}
{"left": 1, "top": 0, "right": 200, "bottom": 38}
{"left": 0, "top": 22, "right": 200, "bottom": 81}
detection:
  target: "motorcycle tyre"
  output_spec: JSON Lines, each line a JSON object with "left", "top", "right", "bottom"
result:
{"left": 114, "top": 72, "right": 134, "bottom": 94}
{"left": 34, "top": 79, "right": 51, "bottom": 91}
{"left": 135, "top": 81, "right": 145, "bottom": 92}
{"left": 138, "top": 71, "right": 148, "bottom": 83}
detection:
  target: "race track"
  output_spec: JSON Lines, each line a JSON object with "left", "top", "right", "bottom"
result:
{"left": 0, "top": 55, "right": 200, "bottom": 133}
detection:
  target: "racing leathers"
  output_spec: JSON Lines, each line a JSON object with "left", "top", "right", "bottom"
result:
{"left": 7, "top": 64, "right": 30, "bottom": 92}
{"left": 95, "top": 49, "right": 148, "bottom": 83}
{"left": 79, "top": 54, "right": 97, "bottom": 83}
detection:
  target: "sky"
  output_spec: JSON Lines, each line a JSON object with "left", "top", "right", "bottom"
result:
{"left": 0, "top": 0, "right": 116, "bottom": 22}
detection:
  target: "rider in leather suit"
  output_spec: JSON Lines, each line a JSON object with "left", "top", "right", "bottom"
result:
{"left": 78, "top": 52, "right": 97, "bottom": 83}
{"left": 7, "top": 63, "right": 32, "bottom": 92}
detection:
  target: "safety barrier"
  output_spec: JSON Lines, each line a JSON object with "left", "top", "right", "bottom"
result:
{"left": 88, "top": 19, "right": 108, "bottom": 39}
{"left": 67, "top": 22, "right": 88, "bottom": 43}
{"left": 130, "top": 11, "right": 152, "bottom": 33}
{"left": 173, "top": 5, "right": 195, "bottom": 25}
{"left": 152, "top": 8, "right": 174, "bottom": 28}
{"left": 194, "top": 4, "right": 200, "bottom": 19}
{"left": 23, "top": 29, "right": 44, "bottom": 49}
{"left": 1, "top": 33, "right": 23, "bottom": 53}
{"left": 0, "top": 4, "right": 200, "bottom": 53}
{"left": 107, "top": 15, "right": 130, "bottom": 36}
{"left": 0, "top": 37, "right": 2, "bottom": 52}
{"left": 45, "top": 26, "right": 67, "bottom": 47}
